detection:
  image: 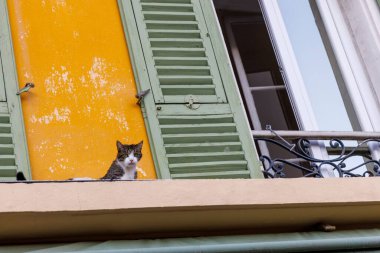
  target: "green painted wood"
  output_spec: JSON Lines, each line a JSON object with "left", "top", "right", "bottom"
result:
{"left": 0, "top": 165, "right": 17, "bottom": 176}
{"left": 158, "top": 75, "right": 213, "bottom": 84}
{"left": 6, "top": 229, "right": 380, "bottom": 252}
{"left": 167, "top": 151, "right": 245, "bottom": 163}
{"left": 160, "top": 123, "right": 236, "bottom": 134}
{"left": 169, "top": 160, "right": 247, "bottom": 170}
{"left": 0, "top": 176, "right": 16, "bottom": 181}
{"left": 119, "top": 0, "right": 263, "bottom": 179}
{"left": 131, "top": 0, "right": 227, "bottom": 103}
{"left": 0, "top": 133, "right": 13, "bottom": 144}
{"left": 0, "top": 57, "right": 7, "bottom": 101}
{"left": 142, "top": 11, "right": 196, "bottom": 21}
{"left": 141, "top": 0, "right": 191, "bottom": 3}
{"left": 161, "top": 85, "right": 216, "bottom": 96}
{"left": 0, "top": 123, "right": 12, "bottom": 133}
{"left": 0, "top": 114, "right": 10, "bottom": 123}
{"left": 141, "top": 3, "right": 194, "bottom": 12}
{"left": 163, "top": 132, "right": 240, "bottom": 144}
{"left": 158, "top": 114, "right": 234, "bottom": 124}
{"left": 148, "top": 29, "right": 201, "bottom": 38}
{"left": 156, "top": 65, "right": 210, "bottom": 74}
{"left": 0, "top": 155, "right": 16, "bottom": 166}
{"left": 145, "top": 20, "right": 199, "bottom": 30}
{"left": 151, "top": 40, "right": 203, "bottom": 48}
{"left": 0, "top": 0, "right": 32, "bottom": 180}
{"left": 200, "top": 0, "right": 264, "bottom": 178}
{"left": 165, "top": 142, "right": 243, "bottom": 153}
{"left": 171, "top": 170, "right": 251, "bottom": 179}
{"left": 191, "top": 0, "right": 227, "bottom": 103}
{"left": 0, "top": 144, "right": 14, "bottom": 154}
{"left": 0, "top": 102, "right": 9, "bottom": 113}
{"left": 131, "top": 1, "right": 166, "bottom": 103}
{"left": 164, "top": 95, "right": 218, "bottom": 103}
{"left": 156, "top": 104, "right": 231, "bottom": 116}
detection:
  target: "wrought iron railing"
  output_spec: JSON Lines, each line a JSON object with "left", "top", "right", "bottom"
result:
{"left": 252, "top": 126, "right": 380, "bottom": 178}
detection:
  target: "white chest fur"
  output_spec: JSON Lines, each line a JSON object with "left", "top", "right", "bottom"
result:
{"left": 117, "top": 160, "right": 136, "bottom": 180}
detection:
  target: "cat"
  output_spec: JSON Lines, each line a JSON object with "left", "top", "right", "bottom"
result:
{"left": 100, "top": 140, "right": 143, "bottom": 180}
{"left": 69, "top": 140, "right": 143, "bottom": 181}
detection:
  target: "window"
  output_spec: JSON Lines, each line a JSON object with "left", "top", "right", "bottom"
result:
{"left": 0, "top": 1, "right": 30, "bottom": 181}
{"left": 213, "top": 0, "right": 380, "bottom": 178}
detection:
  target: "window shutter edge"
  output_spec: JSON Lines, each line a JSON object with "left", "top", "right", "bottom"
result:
{"left": 199, "top": 0, "right": 264, "bottom": 179}
{"left": 0, "top": 0, "right": 31, "bottom": 180}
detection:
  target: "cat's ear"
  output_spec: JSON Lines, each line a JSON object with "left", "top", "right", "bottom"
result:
{"left": 116, "top": 140, "right": 123, "bottom": 151}
{"left": 136, "top": 141, "right": 143, "bottom": 151}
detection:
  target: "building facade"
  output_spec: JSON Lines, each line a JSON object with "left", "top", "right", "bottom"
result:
{"left": 2, "top": 0, "right": 380, "bottom": 252}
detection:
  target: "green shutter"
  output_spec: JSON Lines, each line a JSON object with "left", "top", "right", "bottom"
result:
{"left": 131, "top": 0, "right": 227, "bottom": 104}
{"left": 0, "top": 0, "right": 31, "bottom": 181}
{"left": 119, "top": 0, "right": 263, "bottom": 179}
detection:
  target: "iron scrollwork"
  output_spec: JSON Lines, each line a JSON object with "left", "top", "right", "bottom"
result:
{"left": 256, "top": 126, "right": 380, "bottom": 178}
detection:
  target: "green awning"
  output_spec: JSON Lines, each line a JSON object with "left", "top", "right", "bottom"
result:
{"left": 3, "top": 229, "right": 380, "bottom": 252}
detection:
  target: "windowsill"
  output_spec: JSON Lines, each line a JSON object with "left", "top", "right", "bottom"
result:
{"left": 2, "top": 178, "right": 380, "bottom": 244}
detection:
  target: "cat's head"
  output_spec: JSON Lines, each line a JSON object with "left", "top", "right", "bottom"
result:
{"left": 116, "top": 140, "right": 143, "bottom": 167}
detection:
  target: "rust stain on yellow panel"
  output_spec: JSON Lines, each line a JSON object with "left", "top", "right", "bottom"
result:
{"left": 7, "top": 0, "right": 157, "bottom": 180}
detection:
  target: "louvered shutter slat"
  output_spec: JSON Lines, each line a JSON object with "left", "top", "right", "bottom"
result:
{"left": 153, "top": 57, "right": 208, "bottom": 66}
{"left": 171, "top": 170, "right": 251, "bottom": 179}
{"left": 158, "top": 107, "right": 252, "bottom": 178}
{"left": 0, "top": 114, "right": 18, "bottom": 180}
{"left": 0, "top": 144, "right": 14, "bottom": 154}
{"left": 0, "top": 155, "right": 16, "bottom": 166}
{"left": 0, "top": 166, "right": 17, "bottom": 177}
{"left": 132, "top": 0, "right": 227, "bottom": 103}
{"left": 141, "top": 0, "right": 192, "bottom": 3}
{"left": 145, "top": 20, "right": 199, "bottom": 30}
{"left": 148, "top": 30, "right": 202, "bottom": 38}
{"left": 167, "top": 151, "right": 245, "bottom": 163}
{"left": 157, "top": 66, "right": 210, "bottom": 75}
{"left": 141, "top": 3, "right": 194, "bottom": 11}
{"left": 161, "top": 85, "right": 216, "bottom": 96}
{"left": 163, "top": 133, "right": 240, "bottom": 144}
{"left": 165, "top": 142, "right": 243, "bottom": 153}
{"left": 120, "top": 0, "right": 263, "bottom": 179}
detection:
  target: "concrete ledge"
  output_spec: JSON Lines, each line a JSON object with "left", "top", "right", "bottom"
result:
{"left": 1, "top": 178, "right": 380, "bottom": 243}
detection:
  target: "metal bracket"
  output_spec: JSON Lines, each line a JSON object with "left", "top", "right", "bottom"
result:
{"left": 266, "top": 125, "right": 296, "bottom": 151}
{"left": 135, "top": 89, "right": 150, "bottom": 105}
{"left": 16, "top": 82, "right": 35, "bottom": 95}
{"left": 185, "top": 95, "right": 200, "bottom": 110}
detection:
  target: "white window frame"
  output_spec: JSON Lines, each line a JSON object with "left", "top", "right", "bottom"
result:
{"left": 258, "top": 0, "right": 380, "bottom": 169}
{"left": 254, "top": 0, "right": 333, "bottom": 176}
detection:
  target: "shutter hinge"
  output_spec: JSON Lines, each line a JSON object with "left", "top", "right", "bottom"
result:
{"left": 135, "top": 89, "right": 150, "bottom": 105}
{"left": 16, "top": 82, "right": 35, "bottom": 95}
{"left": 185, "top": 95, "right": 200, "bottom": 110}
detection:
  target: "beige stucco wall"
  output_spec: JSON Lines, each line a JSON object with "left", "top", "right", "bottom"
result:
{"left": 338, "top": 0, "right": 380, "bottom": 110}
{"left": 2, "top": 178, "right": 380, "bottom": 243}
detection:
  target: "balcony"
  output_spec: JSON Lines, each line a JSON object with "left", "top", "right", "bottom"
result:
{"left": 253, "top": 126, "right": 380, "bottom": 178}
